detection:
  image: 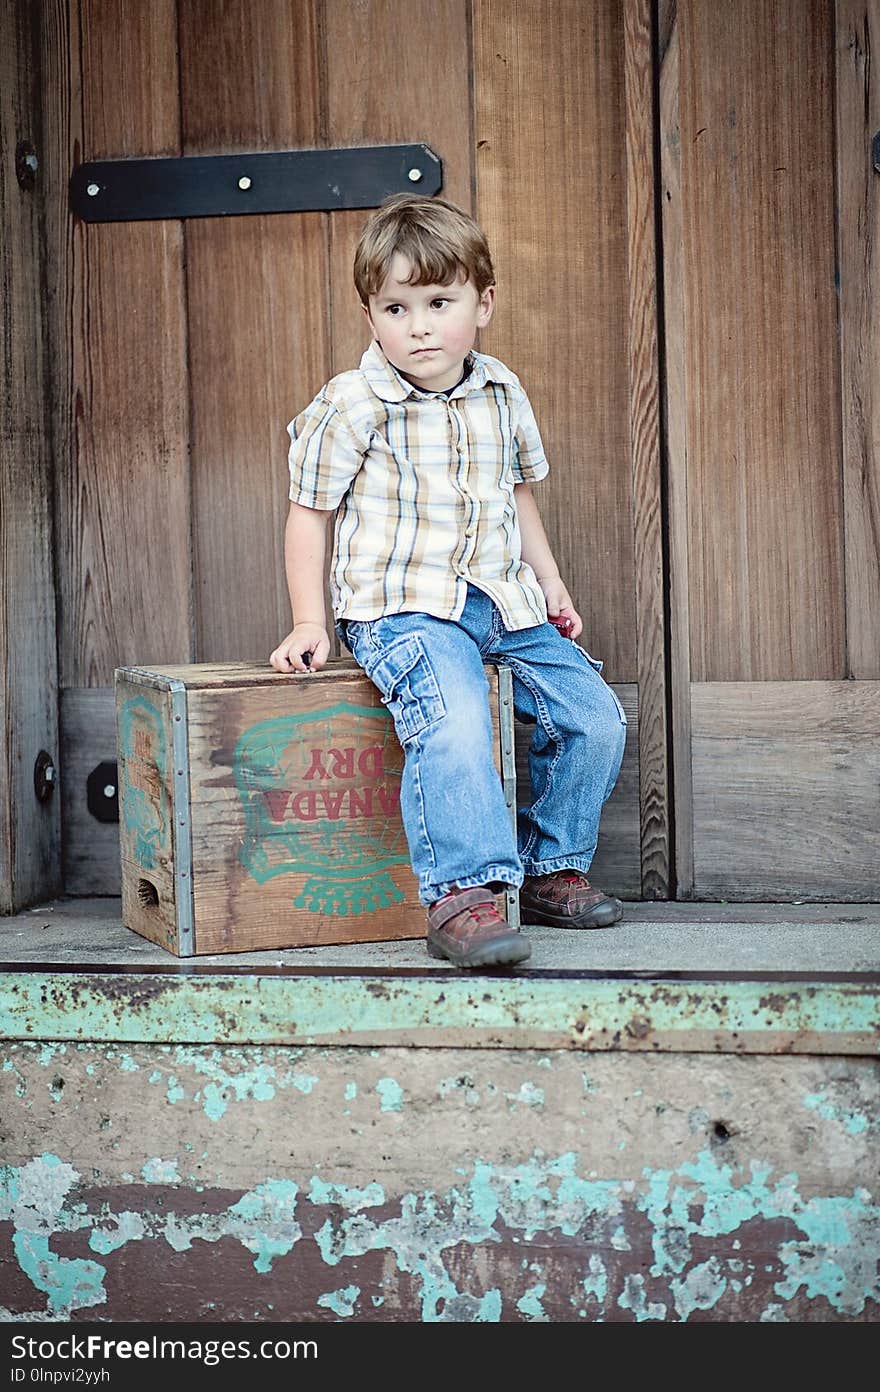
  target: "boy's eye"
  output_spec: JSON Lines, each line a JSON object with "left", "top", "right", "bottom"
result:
{"left": 431, "top": 298, "right": 450, "bottom": 309}
{"left": 385, "top": 304, "right": 404, "bottom": 316}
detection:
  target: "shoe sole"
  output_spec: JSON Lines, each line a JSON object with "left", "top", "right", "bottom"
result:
{"left": 520, "top": 898, "right": 624, "bottom": 930}
{"left": 426, "top": 934, "right": 532, "bottom": 968}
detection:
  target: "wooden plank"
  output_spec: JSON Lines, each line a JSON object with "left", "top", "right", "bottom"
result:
{"left": 178, "top": 0, "right": 330, "bottom": 668}
{"left": 514, "top": 683, "right": 642, "bottom": 899}
{"left": 836, "top": 0, "right": 880, "bottom": 679}
{"left": 691, "top": 681, "right": 880, "bottom": 900}
{"left": 49, "top": 0, "right": 191, "bottom": 688}
{"left": 473, "top": 0, "right": 636, "bottom": 682}
{"left": 60, "top": 689, "right": 120, "bottom": 897}
{"left": 116, "top": 673, "right": 178, "bottom": 953}
{"left": 624, "top": 0, "right": 669, "bottom": 897}
{"left": 675, "top": 0, "right": 844, "bottom": 682}
{"left": 323, "top": 0, "right": 473, "bottom": 375}
{"left": 0, "top": 0, "right": 62, "bottom": 912}
{"left": 658, "top": 0, "right": 695, "bottom": 893}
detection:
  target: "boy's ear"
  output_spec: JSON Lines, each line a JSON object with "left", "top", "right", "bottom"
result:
{"left": 361, "top": 300, "right": 379, "bottom": 341}
{"left": 477, "top": 284, "right": 496, "bottom": 328}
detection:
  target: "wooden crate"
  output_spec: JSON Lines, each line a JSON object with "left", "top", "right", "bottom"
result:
{"left": 115, "top": 659, "right": 517, "bottom": 956}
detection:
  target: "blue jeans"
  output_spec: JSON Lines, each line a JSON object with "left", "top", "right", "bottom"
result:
{"left": 338, "top": 585, "right": 627, "bottom": 905}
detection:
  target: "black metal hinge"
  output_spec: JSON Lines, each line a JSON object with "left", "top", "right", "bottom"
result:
{"left": 70, "top": 144, "right": 442, "bottom": 223}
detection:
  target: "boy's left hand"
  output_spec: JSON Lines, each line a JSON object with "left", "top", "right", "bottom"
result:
{"left": 538, "top": 575, "right": 583, "bottom": 640}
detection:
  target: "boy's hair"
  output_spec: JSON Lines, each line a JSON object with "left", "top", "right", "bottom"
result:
{"left": 353, "top": 194, "right": 495, "bottom": 304}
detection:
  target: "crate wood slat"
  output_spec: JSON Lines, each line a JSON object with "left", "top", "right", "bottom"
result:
{"left": 116, "top": 660, "right": 514, "bottom": 955}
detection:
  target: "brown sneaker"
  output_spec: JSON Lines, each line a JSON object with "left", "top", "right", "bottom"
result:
{"left": 520, "top": 871, "right": 623, "bottom": 929}
{"left": 426, "top": 886, "right": 532, "bottom": 968}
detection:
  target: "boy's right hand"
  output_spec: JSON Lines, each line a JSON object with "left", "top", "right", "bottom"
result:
{"left": 269, "top": 624, "right": 330, "bottom": 674}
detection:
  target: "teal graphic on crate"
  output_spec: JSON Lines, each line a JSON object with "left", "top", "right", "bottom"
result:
{"left": 119, "top": 696, "right": 169, "bottom": 870}
{"left": 233, "top": 701, "right": 410, "bottom": 915}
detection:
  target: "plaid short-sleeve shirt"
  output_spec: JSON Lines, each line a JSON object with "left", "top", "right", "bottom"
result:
{"left": 287, "top": 341, "right": 550, "bottom": 631}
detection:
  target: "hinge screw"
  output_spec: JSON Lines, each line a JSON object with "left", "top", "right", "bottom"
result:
{"left": 408, "top": 167, "right": 423, "bottom": 182}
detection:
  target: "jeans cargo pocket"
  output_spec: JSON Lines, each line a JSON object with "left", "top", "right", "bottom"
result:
{"left": 574, "top": 644, "right": 627, "bottom": 725}
{"left": 368, "top": 635, "right": 446, "bottom": 744}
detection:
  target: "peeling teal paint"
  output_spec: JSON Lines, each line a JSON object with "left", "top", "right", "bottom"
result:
{"left": 582, "top": 1254, "right": 608, "bottom": 1303}
{"left": 670, "top": 1257, "right": 727, "bottom": 1317}
{"left": 344, "top": 1082, "right": 357, "bottom": 1100}
{"left": 509, "top": 1082, "right": 544, "bottom": 1110}
{"left": 139, "top": 1049, "right": 324, "bottom": 1118}
{"left": 308, "top": 1178, "right": 385, "bottom": 1211}
{"left": 517, "top": 1283, "right": 548, "bottom": 1320}
{"left": 89, "top": 1211, "right": 145, "bottom": 1255}
{"left": 803, "top": 1090, "right": 871, "bottom": 1136}
{"left": 227, "top": 1181, "right": 301, "bottom": 1273}
{"left": 1, "top": 1155, "right": 106, "bottom": 1315}
{"left": 0, "top": 1108, "right": 877, "bottom": 1321}
{"left": 611, "top": 1224, "right": 631, "bottom": 1251}
{"left": 376, "top": 1078, "right": 403, "bottom": 1112}
{"left": 618, "top": 1273, "right": 668, "bottom": 1321}
{"left": 141, "top": 1158, "right": 180, "bottom": 1183}
{"left": 3, "top": 972, "right": 876, "bottom": 1052}
{"left": 317, "top": 1284, "right": 360, "bottom": 1317}
{"left": 638, "top": 1148, "right": 880, "bottom": 1317}
{"left": 13, "top": 1231, "right": 106, "bottom": 1315}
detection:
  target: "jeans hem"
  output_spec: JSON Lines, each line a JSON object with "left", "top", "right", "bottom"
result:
{"left": 520, "top": 853, "right": 594, "bottom": 877}
{"left": 420, "top": 867, "right": 524, "bottom": 907}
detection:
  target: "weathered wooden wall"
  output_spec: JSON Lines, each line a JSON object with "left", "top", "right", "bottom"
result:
{"left": 660, "top": 0, "right": 880, "bottom": 898}
{"left": 0, "top": 0, "right": 61, "bottom": 913}
{"left": 4, "top": 0, "right": 878, "bottom": 913}
{"left": 37, "top": 0, "right": 650, "bottom": 907}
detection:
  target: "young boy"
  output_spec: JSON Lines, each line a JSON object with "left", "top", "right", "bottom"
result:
{"left": 270, "top": 194, "right": 627, "bottom": 969}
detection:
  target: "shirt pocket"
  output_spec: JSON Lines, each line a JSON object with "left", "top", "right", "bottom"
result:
{"left": 368, "top": 635, "right": 446, "bottom": 744}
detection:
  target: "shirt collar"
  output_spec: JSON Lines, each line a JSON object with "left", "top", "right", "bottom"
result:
{"left": 359, "top": 340, "right": 518, "bottom": 403}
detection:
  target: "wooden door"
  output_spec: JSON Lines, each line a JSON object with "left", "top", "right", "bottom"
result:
{"left": 23, "top": 0, "right": 877, "bottom": 911}
{"left": 36, "top": 0, "right": 659, "bottom": 904}
{"left": 659, "top": 0, "right": 880, "bottom": 899}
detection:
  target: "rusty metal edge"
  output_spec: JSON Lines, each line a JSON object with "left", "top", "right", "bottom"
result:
{"left": 169, "top": 681, "right": 195, "bottom": 956}
{"left": 497, "top": 663, "right": 520, "bottom": 932}
{"left": 0, "top": 971, "right": 876, "bottom": 1055}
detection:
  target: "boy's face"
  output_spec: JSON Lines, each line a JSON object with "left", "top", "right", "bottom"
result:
{"left": 364, "top": 252, "right": 495, "bottom": 392}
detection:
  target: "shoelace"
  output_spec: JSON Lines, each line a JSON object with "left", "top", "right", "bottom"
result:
{"left": 465, "top": 902, "right": 503, "bottom": 928}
